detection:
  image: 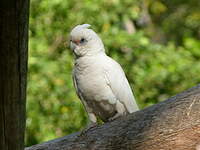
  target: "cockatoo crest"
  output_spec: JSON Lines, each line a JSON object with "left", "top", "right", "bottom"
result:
{"left": 73, "top": 24, "right": 91, "bottom": 31}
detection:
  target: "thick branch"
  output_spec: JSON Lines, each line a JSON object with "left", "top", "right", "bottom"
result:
{"left": 26, "top": 84, "right": 200, "bottom": 150}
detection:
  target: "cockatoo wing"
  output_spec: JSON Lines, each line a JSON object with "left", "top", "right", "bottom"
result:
{"left": 72, "top": 71, "right": 93, "bottom": 113}
{"left": 104, "top": 56, "right": 139, "bottom": 113}
{"left": 72, "top": 71, "right": 82, "bottom": 100}
{"left": 72, "top": 71, "right": 98, "bottom": 123}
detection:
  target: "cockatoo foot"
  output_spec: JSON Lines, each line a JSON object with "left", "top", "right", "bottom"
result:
{"left": 79, "top": 122, "right": 98, "bottom": 136}
{"left": 108, "top": 113, "right": 122, "bottom": 122}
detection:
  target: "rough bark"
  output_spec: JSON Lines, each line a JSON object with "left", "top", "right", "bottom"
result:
{"left": 26, "top": 84, "right": 200, "bottom": 150}
{"left": 0, "top": 0, "right": 29, "bottom": 150}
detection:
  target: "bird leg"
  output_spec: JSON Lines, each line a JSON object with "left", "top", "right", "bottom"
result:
{"left": 79, "top": 112, "right": 98, "bottom": 136}
{"left": 108, "top": 113, "right": 122, "bottom": 121}
{"left": 109, "top": 100, "right": 126, "bottom": 121}
{"left": 79, "top": 122, "right": 98, "bottom": 136}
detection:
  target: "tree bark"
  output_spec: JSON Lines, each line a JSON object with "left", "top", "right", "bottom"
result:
{"left": 26, "top": 84, "right": 200, "bottom": 150}
{"left": 0, "top": 0, "right": 29, "bottom": 150}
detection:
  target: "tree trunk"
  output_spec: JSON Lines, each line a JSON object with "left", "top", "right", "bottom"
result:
{"left": 26, "top": 84, "right": 200, "bottom": 150}
{"left": 0, "top": 0, "right": 29, "bottom": 150}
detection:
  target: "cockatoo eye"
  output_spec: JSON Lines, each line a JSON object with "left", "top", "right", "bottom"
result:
{"left": 80, "top": 38, "right": 86, "bottom": 44}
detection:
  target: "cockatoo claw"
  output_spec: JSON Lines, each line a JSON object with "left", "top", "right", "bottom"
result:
{"left": 79, "top": 122, "right": 98, "bottom": 136}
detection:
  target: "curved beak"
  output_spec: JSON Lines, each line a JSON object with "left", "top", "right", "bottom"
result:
{"left": 70, "top": 41, "right": 76, "bottom": 51}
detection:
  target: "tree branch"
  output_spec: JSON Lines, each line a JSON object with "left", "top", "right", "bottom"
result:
{"left": 26, "top": 84, "right": 200, "bottom": 150}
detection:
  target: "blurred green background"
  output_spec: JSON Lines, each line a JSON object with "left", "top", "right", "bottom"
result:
{"left": 26, "top": 0, "right": 200, "bottom": 146}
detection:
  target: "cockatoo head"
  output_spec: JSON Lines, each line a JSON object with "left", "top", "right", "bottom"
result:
{"left": 70, "top": 24, "right": 104, "bottom": 57}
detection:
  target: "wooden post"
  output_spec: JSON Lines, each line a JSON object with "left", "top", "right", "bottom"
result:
{"left": 0, "top": 0, "right": 30, "bottom": 150}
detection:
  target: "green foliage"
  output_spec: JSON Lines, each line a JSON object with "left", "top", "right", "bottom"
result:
{"left": 26, "top": 0, "right": 200, "bottom": 146}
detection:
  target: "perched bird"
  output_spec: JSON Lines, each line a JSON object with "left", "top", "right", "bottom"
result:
{"left": 70, "top": 24, "right": 139, "bottom": 126}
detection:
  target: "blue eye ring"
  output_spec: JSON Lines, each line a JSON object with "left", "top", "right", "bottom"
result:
{"left": 80, "top": 38, "right": 86, "bottom": 43}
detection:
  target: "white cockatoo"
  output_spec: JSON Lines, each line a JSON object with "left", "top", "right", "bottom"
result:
{"left": 70, "top": 24, "right": 139, "bottom": 125}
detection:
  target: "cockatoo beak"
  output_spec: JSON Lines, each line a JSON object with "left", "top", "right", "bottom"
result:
{"left": 70, "top": 41, "right": 76, "bottom": 51}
